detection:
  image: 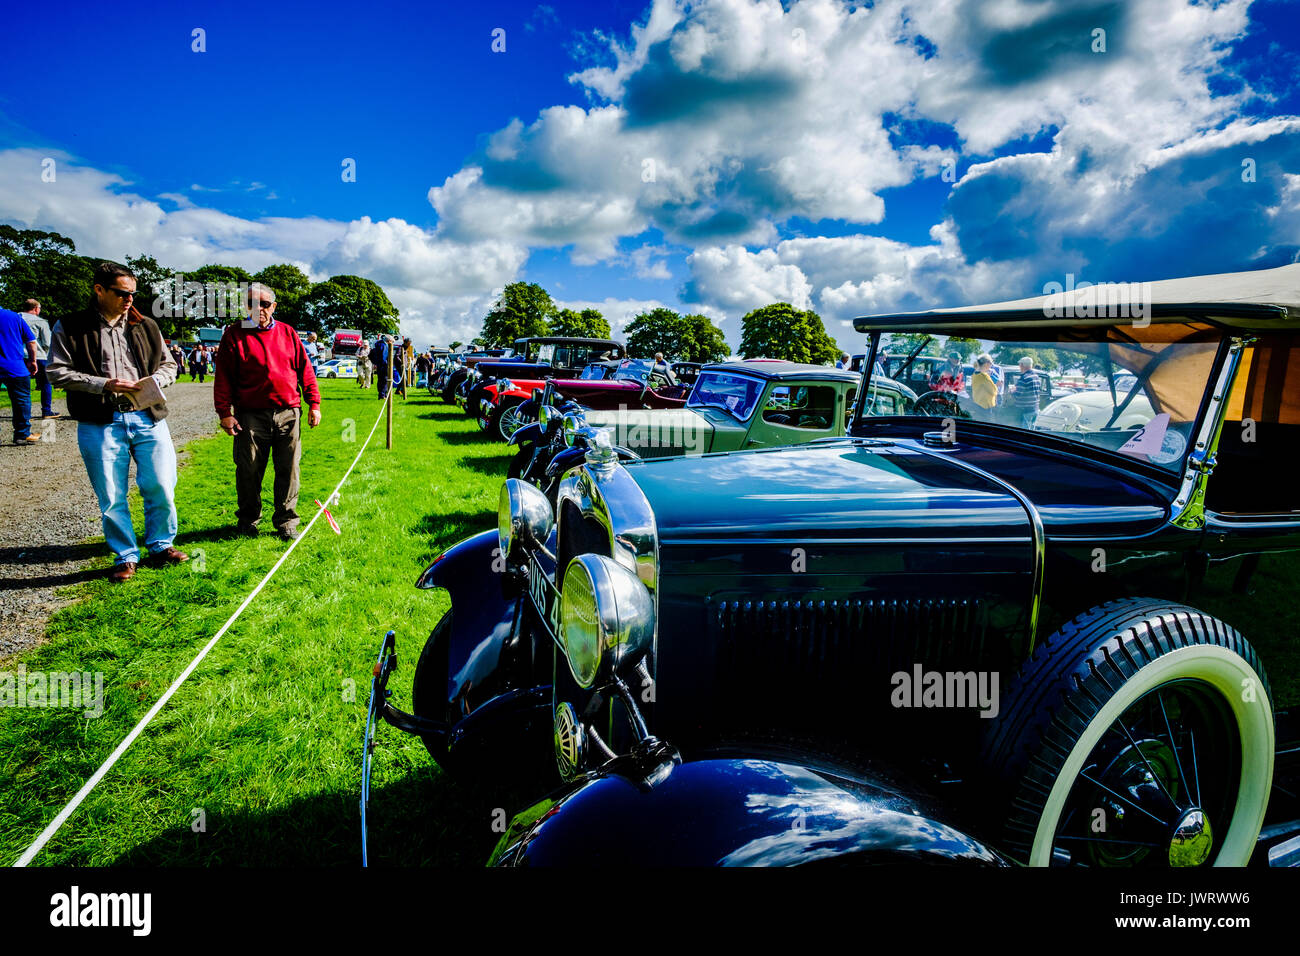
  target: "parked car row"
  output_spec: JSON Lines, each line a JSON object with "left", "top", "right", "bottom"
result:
{"left": 366, "top": 266, "right": 1300, "bottom": 868}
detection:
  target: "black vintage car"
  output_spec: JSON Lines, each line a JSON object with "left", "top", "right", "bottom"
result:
{"left": 365, "top": 265, "right": 1300, "bottom": 867}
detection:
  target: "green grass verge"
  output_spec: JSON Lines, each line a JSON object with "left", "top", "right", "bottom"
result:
{"left": 0, "top": 382, "right": 519, "bottom": 865}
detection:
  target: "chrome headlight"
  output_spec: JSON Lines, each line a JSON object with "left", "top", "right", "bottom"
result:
{"left": 498, "top": 478, "right": 554, "bottom": 565}
{"left": 538, "top": 404, "right": 560, "bottom": 428}
{"left": 563, "top": 413, "right": 584, "bottom": 447}
{"left": 560, "top": 553, "right": 654, "bottom": 688}
{"left": 498, "top": 378, "right": 514, "bottom": 392}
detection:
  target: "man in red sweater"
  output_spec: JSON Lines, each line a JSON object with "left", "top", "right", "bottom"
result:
{"left": 213, "top": 283, "right": 322, "bottom": 541}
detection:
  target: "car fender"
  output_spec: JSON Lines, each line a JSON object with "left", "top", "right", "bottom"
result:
{"left": 489, "top": 756, "right": 1007, "bottom": 866}
{"left": 508, "top": 422, "right": 545, "bottom": 447}
{"left": 415, "top": 530, "right": 526, "bottom": 712}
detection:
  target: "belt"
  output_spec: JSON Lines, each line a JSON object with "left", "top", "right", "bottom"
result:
{"left": 109, "top": 396, "right": 136, "bottom": 411}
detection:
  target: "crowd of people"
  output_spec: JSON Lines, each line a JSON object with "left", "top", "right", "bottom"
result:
{"left": 0, "top": 262, "right": 323, "bottom": 583}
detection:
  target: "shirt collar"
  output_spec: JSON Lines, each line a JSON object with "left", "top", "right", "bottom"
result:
{"left": 245, "top": 316, "right": 276, "bottom": 331}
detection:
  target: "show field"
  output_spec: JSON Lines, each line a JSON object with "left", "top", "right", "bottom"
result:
{"left": 0, "top": 383, "right": 523, "bottom": 866}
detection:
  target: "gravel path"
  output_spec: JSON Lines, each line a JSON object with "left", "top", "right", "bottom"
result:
{"left": 0, "top": 382, "right": 220, "bottom": 660}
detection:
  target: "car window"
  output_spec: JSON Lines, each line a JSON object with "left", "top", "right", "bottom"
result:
{"left": 687, "top": 371, "right": 765, "bottom": 421}
{"left": 762, "top": 384, "right": 836, "bottom": 429}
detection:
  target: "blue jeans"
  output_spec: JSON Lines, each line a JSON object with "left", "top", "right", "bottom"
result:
{"left": 35, "top": 360, "right": 54, "bottom": 416}
{"left": 1, "top": 373, "right": 32, "bottom": 440}
{"left": 77, "top": 411, "right": 179, "bottom": 565}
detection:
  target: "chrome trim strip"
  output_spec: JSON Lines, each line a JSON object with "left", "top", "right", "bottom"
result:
{"left": 904, "top": 444, "right": 1047, "bottom": 653}
{"left": 1169, "top": 336, "right": 1253, "bottom": 531}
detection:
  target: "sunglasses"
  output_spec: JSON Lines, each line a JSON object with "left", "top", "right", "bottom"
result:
{"left": 104, "top": 287, "right": 136, "bottom": 300}
{"left": 257, "top": 300, "right": 275, "bottom": 309}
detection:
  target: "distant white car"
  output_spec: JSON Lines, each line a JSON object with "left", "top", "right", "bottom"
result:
{"left": 1034, "top": 386, "right": 1153, "bottom": 431}
{"left": 319, "top": 358, "right": 358, "bottom": 379}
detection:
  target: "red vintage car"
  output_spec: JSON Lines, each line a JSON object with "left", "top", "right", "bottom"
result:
{"left": 477, "top": 359, "right": 691, "bottom": 440}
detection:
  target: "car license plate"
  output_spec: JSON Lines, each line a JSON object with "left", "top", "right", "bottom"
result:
{"left": 527, "top": 553, "right": 561, "bottom": 644}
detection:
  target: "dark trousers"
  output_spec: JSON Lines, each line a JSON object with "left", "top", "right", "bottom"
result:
{"left": 1, "top": 373, "right": 32, "bottom": 441}
{"left": 377, "top": 365, "right": 391, "bottom": 399}
{"left": 34, "top": 360, "right": 54, "bottom": 416}
{"left": 233, "top": 406, "right": 301, "bottom": 532}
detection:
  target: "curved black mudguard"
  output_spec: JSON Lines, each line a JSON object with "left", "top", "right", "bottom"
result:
{"left": 415, "top": 530, "right": 537, "bottom": 718}
{"left": 508, "top": 422, "right": 545, "bottom": 447}
{"left": 489, "top": 756, "right": 1008, "bottom": 866}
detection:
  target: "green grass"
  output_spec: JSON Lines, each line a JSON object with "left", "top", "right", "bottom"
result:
{"left": 0, "top": 382, "right": 521, "bottom": 865}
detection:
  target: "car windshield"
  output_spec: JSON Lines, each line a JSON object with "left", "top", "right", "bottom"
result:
{"left": 856, "top": 323, "right": 1223, "bottom": 471}
{"left": 612, "top": 359, "right": 655, "bottom": 383}
{"left": 686, "top": 371, "right": 766, "bottom": 421}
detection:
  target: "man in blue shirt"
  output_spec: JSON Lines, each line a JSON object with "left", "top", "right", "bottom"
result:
{"left": 1008, "top": 356, "right": 1043, "bottom": 428}
{"left": 0, "top": 306, "right": 39, "bottom": 444}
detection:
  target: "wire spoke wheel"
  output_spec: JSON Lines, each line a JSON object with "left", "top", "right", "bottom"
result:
{"left": 983, "top": 598, "right": 1274, "bottom": 868}
{"left": 498, "top": 403, "right": 525, "bottom": 441}
{"left": 1047, "top": 680, "right": 1238, "bottom": 866}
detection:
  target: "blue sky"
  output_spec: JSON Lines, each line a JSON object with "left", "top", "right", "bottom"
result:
{"left": 1, "top": 0, "right": 1297, "bottom": 351}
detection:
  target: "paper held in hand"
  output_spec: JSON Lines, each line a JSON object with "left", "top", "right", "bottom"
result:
{"left": 127, "top": 376, "right": 165, "bottom": 410}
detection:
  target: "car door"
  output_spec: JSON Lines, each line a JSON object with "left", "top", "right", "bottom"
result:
{"left": 745, "top": 382, "right": 841, "bottom": 448}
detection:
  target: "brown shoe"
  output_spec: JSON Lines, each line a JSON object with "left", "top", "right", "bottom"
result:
{"left": 149, "top": 547, "right": 189, "bottom": 566}
{"left": 109, "top": 562, "right": 138, "bottom": 582}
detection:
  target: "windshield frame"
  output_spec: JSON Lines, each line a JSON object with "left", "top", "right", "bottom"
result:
{"left": 850, "top": 325, "right": 1231, "bottom": 480}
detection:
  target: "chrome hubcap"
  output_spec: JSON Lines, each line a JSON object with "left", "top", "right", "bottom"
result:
{"left": 1169, "top": 809, "right": 1213, "bottom": 867}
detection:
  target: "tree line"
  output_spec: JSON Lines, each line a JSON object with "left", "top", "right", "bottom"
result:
{"left": 475, "top": 281, "right": 847, "bottom": 365}
{"left": 0, "top": 225, "right": 400, "bottom": 340}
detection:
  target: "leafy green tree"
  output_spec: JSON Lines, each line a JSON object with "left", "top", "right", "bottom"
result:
{"left": 881, "top": 333, "right": 934, "bottom": 356}
{"left": 0, "top": 226, "right": 93, "bottom": 324}
{"left": 625, "top": 307, "right": 684, "bottom": 358}
{"left": 990, "top": 344, "right": 1063, "bottom": 372}
{"left": 449, "top": 340, "right": 464, "bottom": 351}
{"left": 738, "top": 303, "right": 838, "bottom": 364}
{"left": 123, "top": 254, "right": 185, "bottom": 337}
{"left": 481, "top": 281, "right": 555, "bottom": 347}
{"left": 303, "top": 275, "right": 400, "bottom": 339}
{"left": 944, "top": 336, "right": 982, "bottom": 361}
{"left": 548, "top": 307, "right": 611, "bottom": 338}
{"left": 254, "top": 264, "right": 312, "bottom": 331}
{"left": 677, "top": 313, "right": 729, "bottom": 362}
{"left": 180, "top": 264, "right": 255, "bottom": 327}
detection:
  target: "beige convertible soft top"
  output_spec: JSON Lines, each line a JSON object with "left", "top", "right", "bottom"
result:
{"left": 854, "top": 263, "right": 1300, "bottom": 331}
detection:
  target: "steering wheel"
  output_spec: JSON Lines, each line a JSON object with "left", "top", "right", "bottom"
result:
{"left": 913, "top": 391, "right": 966, "bottom": 418}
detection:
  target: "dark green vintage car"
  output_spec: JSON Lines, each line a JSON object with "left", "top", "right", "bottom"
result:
{"left": 365, "top": 264, "right": 1300, "bottom": 867}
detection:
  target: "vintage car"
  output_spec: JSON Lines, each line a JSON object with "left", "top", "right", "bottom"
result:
{"left": 365, "top": 264, "right": 1300, "bottom": 867}
{"left": 504, "top": 361, "right": 864, "bottom": 466}
{"left": 1033, "top": 386, "right": 1154, "bottom": 432}
{"left": 477, "top": 360, "right": 696, "bottom": 440}
{"left": 438, "top": 349, "right": 510, "bottom": 403}
{"left": 460, "top": 337, "right": 627, "bottom": 417}
{"left": 502, "top": 370, "right": 917, "bottom": 503}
